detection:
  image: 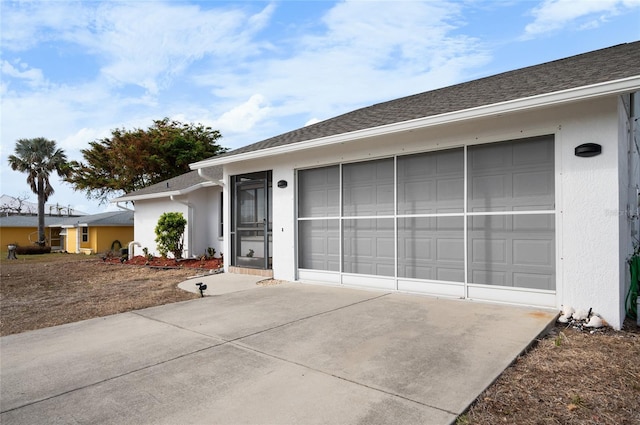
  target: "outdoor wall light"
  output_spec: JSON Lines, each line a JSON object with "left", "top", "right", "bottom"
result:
{"left": 575, "top": 143, "right": 602, "bottom": 157}
{"left": 277, "top": 180, "right": 288, "bottom": 188}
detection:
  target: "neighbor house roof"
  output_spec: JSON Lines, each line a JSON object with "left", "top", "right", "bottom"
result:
{"left": 56, "top": 211, "right": 134, "bottom": 228}
{"left": 0, "top": 215, "right": 74, "bottom": 228}
{"left": 111, "top": 166, "right": 223, "bottom": 202}
{"left": 191, "top": 41, "right": 640, "bottom": 169}
{"left": 1, "top": 211, "right": 134, "bottom": 228}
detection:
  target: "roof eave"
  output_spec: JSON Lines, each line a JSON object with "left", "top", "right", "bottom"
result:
{"left": 110, "top": 181, "right": 217, "bottom": 203}
{"left": 190, "top": 75, "right": 640, "bottom": 169}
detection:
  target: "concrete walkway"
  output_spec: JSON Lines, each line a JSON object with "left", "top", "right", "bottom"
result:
{"left": 1, "top": 274, "right": 557, "bottom": 425}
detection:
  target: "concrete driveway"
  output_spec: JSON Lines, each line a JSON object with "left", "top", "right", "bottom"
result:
{"left": 1, "top": 275, "right": 556, "bottom": 425}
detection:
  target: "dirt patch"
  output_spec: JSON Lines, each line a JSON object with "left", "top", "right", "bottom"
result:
{"left": 0, "top": 253, "right": 204, "bottom": 336}
{"left": 256, "top": 278, "right": 287, "bottom": 286}
{"left": 460, "top": 321, "right": 640, "bottom": 424}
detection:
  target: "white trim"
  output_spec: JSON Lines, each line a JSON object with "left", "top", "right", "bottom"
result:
{"left": 398, "top": 279, "right": 465, "bottom": 298}
{"left": 298, "top": 269, "right": 341, "bottom": 285}
{"left": 111, "top": 181, "right": 218, "bottom": 203}
{"left": 191, "top": 76, "right": 640, "bottom": 169}
{"left": 342, "top": 273, "right": 396, "bottom": 290}
{"left": 467, "top": 284, "right": 556, "bottom": 307}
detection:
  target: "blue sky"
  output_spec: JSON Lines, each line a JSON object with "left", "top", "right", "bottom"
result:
{"left": 1, "top": 0, "right": 639, "bottom": 214}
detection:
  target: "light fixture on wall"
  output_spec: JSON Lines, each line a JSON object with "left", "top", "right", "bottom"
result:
{"left": 575, "top": 143, "right": 602, "bottom": 157}
{"left": 277, "top": 180, "right": 288, "bottom": 188}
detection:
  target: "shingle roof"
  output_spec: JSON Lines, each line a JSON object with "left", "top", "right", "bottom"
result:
{"left": 113, "top": 166, "right": 222, "bottom": 200}
{"left": 0, "top": 211, "right": 133, "bottom": 228}
{"left": 60, "top": 211, "right": 133, "bottom": 227}
{"left": 0, "top": 215, "right": 72, "bottom": 228}
{"left": 210, "top": 41, "right": 640, "bottom": 160}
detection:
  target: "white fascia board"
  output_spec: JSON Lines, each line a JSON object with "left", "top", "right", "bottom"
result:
{"left": 110, "top": 181, "right": 217, "bottom": 203}
{"left": 190, "top": 75, "right": 640, "bottom": 169}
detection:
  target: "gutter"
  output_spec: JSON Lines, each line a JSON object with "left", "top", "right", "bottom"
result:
{"left": 190, "top": 75, "right": 640, "bottom": 169}
{"left": 112, "top": 181, "right": 216, "bottom": 203}
{"left": 115, "top": 201, "right": 134, "bottom": 212}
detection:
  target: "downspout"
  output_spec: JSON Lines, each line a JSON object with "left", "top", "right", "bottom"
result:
{"left": 170, "top": 195, "right": 194, "bottom": 258}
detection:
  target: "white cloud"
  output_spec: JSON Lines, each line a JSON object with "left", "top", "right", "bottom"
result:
{"left": 212, "top": 94, "right": 272, "bottom": 134}
{"left": 305, "top": 118, "right": 321, "bottom": 127}
{"left": 1, "top": 60, "right": 46, "bottom": 87}
{"left": 524, "top": 0, "right": 640, "bottom": 37}
{"left": 0, "top": 1, "right": 93, "bottom": 51}
{"left": 1, "top": 1, "right": 274, "bottom": 94}
{"left": 196, "top": 1, "right": 489, "bottom": 135}
{"left": 91, "top": 2, "right": 274, "bottom": 94}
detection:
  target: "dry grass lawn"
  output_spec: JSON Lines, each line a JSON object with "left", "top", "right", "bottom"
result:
{"left": 0, "top": 252, "right": 199, "bottom": 336}
{"left": 1, "top": 253, "right": 639, "bottom": 423}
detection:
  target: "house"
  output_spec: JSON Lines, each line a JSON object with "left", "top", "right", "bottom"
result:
{"left": 120, "top": 42, "right": 640, "bottom": 329}
{"left": 112, "top": 168, "right": 223, "bottom": 259}
{"left": 1, "top": 210, "right": 134, "bottom": 254}
{"left": 1, "top": 215, "right": 68, "bottom": 250}
{"left": 53, "top": 211, "right": 134, "bottom": 255}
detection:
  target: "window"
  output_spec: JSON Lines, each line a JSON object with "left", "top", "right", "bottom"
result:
{"left": 81, "top": 227, "right": 88, "bottom": 243}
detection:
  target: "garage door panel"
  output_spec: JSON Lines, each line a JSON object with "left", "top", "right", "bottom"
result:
{"left": 436, "top": 238, "right": 464, "bottom": 262}
{"left": 397, "top": 148, "right": 463, "bottom": 215}
{"left": 343, "top": 159, "right": 394, "bottom": 216}
{"left": 470, "top": 174, "right": 507, "bottom": 204}
{"left": 471, "top": 239, "right": 507, "bottom": 264}
{"left": 471, "top": 270, "right": 507, "bottom": 286}
{"left": 399, "top": 265, "right": 433, "bottom": 280}
{"left": 513, "top": 239, "right": 554, "bottom": 266}
{"left": 513, "top": 171, "right": 553, "bottom": 198}
{"left": 402, "top": 238, "right": 432, "bottom": 260}
{"left": 513, "top": 272, "right": 554, "bottom": 290}
{"left": 437, "top": 268, "right": 465, "bottom": 283}
{"left": 343, "top": 219, "right": 394, "bottom": 277}
{"left": 298, "top": 166, "right": 339, "bottom": 217}
{"left": 298, "top": 220, "right": 340, "bottom": 272}
{"left": 512, "top": 138, "right": 554, "bottom": 166}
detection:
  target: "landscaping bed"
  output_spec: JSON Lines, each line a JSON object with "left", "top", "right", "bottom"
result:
{"left": 105, "top": 254, "right": 223, "bottom": 270}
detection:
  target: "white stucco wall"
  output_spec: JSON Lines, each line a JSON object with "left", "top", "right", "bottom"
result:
{"left": 132, "top": 186, "right": 223, "bottom": 258}
{"left": 219, "top": 94, "right": 632, "bottom": 328}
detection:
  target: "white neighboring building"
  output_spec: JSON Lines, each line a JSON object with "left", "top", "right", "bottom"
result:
{"left": 121, "top": 42, "right": 640, "bottom": 329}
{"left": 112, "top": 168, "right": 223, "bottom": 259}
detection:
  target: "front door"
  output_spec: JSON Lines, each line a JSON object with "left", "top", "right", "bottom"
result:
{"left": 231, "top": 171, "right": 272, "bottom": 269}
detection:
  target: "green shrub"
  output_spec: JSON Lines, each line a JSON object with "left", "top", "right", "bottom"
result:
{"left": 155, "top": 212, "right": 187, "bottom": 259}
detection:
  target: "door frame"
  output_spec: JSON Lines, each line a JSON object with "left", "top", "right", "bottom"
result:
{"left": 231, "top": 171, "right": 272, "bottom": 270}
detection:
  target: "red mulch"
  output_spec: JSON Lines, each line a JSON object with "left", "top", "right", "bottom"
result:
{"left": 104, "top": 255, "right": 223, "bottom": 270}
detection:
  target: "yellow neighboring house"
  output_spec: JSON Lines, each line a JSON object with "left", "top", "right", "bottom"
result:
{"left": 0, "top": 215, "right": 67, "bottom": 250}
{"left": 54, "top": 211, "right": 134, "bottom": 255}
{"left": 1, "top": 211, "right": 133, "bottom": 254}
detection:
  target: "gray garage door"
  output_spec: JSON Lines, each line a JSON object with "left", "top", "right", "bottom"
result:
{"left": 297, "top": 135, "right": 555, "bottom": 304}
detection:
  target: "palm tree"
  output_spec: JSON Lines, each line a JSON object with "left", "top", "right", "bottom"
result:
{"left": 8, "top": 138, "right": 70, "bottom": 246}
